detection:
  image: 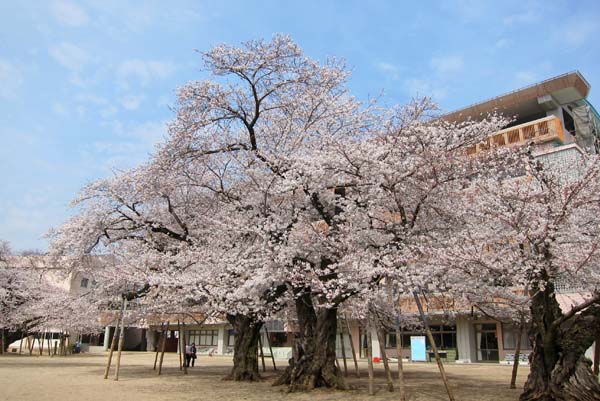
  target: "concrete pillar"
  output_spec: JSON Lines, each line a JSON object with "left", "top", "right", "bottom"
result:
{"left": 456, "top": 316, "right": 474, "bottom": 363}
{"left": 217, "top": 325, "right": 226, "bottom": 355}
{"left": 146, "top": 329, "right": 155, "bottom": 352}
{"left": 351, "top": 324, "right": 361, "bottom": 360}
{"left": 546, "top": 107, "right": 575, "bottom": 143}
{"left": 103, "top": 326, "right": 110, "bottom": 351}
{"left": 371, "top": 327, "right": 381, "bottom": 359}
{"left": 585, "top": 342, "right": 595, "bottom": 361}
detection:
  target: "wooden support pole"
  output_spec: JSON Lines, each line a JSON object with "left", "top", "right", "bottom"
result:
{"left": 58, "top": 332, "right": 63, "bottom": 356}
{"left": 157, "top": 322, "right": 170, "bottom": 376}
{"left": 395, "top": 323, "right": 406, "bottom": 401}
{"left": 53, "top": 341, "right": 57, "bottom": 356}
{"left": 263, "top": 326, "right": 276, "bottom": 371}
{"left": 38, "top": 333, "right": 44, "bottom": 355}
{"left": 28, "top": 334, "right": 33, "bottom": 356}
{"left": 1, "top": 328, "right": 4, "bottom": 355}
{"left": 258, "top": 333, "right": 266, "bottom": 372}
{"left": 510, "top": 322, "right": 524, "bottom": 389}
{"left": 594, "top": 334, "right": 599, "bottom": 377}
{"left": 414, "top": 292, "right": 455, "bottom": 401}
{"left": 344, "top": 315, "right": 360, "bottom": 378}
{"left": 114, "top": 298, "right": 128, "bottom": 381}
{"left": 153, "top": 322, "right": 165, "bottom": 370}
{"left": 376, "top": 328, "right": 394, "bottom": 392}
{"left": 39, "top": 331, "right": 45, "bottom": 356}
{"left": 339, "top": 328, "right": 348, "bottom": 377}
{"left": 47, "top": 336, "right": 51, "bottom": 356}
{"left": 19, "top": 331, "right": 24, "bottom": 355}
{"left": 367, "top": 327, "right": 375, "bottom": 396}
{"left": 181, "top": 321, "right": 187, "bottom": 375}
{"left": 104, "top": 300, "right": 125, "bottom": 379}
{"left": 177, "top": 320, "right": 182, "bottom": 371}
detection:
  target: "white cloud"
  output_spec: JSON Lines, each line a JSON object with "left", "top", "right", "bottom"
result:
{"left": 157, "top": 94, "right": 174, "bottom": 108}
{"left": 51, "top": 0, "right": 89, "bottom": 26}
{"left": 100, "top": 105, "right": 118, "bottom": 118}
{"left": 431, "top": 56, "right": 464, "bottom": 75}
{"left": 84, "top": 119, "right": 169, "bottom": 173}
{"left": 0, "top": 60, "right": 23, "bottom": 100}
{"left": 121, "top": 94, "right": 144, "bottom": 110}
{"left": 503, "top": 11, "right": 539, "bottom": 26}
{"left": 48, "top": 42, "right": 89, "bottom": 71}
{"left": 126, "top": 120, "right": 168, "bottom": 143}
{"left": 564, "top": 18, "right": 596, "bottom": 48}
{"left": 74, "top": 93, "right": 107, "bottom": 105}
{"left": 117, "top": 59, "right": 176, "bottom": 86}
{"left": 374, "top": 61, "right": 400, "bottom": 80}
{"left": 52, "top": 102, "right": 68, "bottom": 116}
{"left": 495, "top": 38, "right": 511, "bottom": 49}
{"left": 404, "top": 78, "right": 447, "bottom": 101}
{"left": 515, "top": 71, "right": 537, "bottom": 85}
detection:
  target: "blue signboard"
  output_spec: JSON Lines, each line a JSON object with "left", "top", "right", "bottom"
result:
{"left": 410, "top": 336, "right": 427, "bottom": 362}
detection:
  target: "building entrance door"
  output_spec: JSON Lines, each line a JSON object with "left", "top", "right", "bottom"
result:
{"left": 475, "top": 323, "right": 499, "bottom": 362}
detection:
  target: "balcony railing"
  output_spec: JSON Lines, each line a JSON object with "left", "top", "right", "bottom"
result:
{"left": 466, "top": 116, "right": 565, "bottom": 155}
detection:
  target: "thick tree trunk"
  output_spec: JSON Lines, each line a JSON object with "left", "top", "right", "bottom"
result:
{"left": 274, "top": 289, "right": 345, "bottom": 391}
{"left": 520, "top": 282, "right": 600, "bottom": 401}
{"left": 225, "top": 314, "right": 262, "bottom": 382}
{"left": 510, "top": 322, "right": 524, "bottom": 389}
{"left": 2, "top": 329, "right": 23, "bottom": 353}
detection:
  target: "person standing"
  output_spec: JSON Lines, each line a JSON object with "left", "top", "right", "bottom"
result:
{"left": 185, "top": 343, "right": 192, "bottom": 367}
{"left": 190, "top": 342, "right": 197, "bottom": 367}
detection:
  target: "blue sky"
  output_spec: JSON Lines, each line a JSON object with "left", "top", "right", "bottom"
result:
{"left": 2, "top": 0, "right": 600, "bottom": 252}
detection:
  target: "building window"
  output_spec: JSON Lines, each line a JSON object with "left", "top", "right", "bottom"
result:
{"left": 562, "top": 108, "right": 576, "bottom": 136}
{"left": 501, "top": 324, "right": 531, "bottom": 350}
{"left": 80, "top": 278, "right": 89, "bottom": 288}
{"left": 264, "top": 320, "right": 285, "bottom": 332}
{"left": 385, "top": 325, "right": 457, "bottom": 349}
{"left": 227, "top": 329, "right": 235, "bottom": 347}
{"left": 188, "top": 329, "right": 218, "bottom": 346}
{"left": 269, "top": 332, "right": 288, "bottom": 347}
{"left": 475, "top": 323, "right": 499, "bottom": 361}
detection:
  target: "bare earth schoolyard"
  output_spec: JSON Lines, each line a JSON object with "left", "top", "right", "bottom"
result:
{"left": 0, "top": 352, "right": 529, "bottom": 401}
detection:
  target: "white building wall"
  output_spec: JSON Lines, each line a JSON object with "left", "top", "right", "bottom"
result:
{"left": 146, "top": 329, "right": 157, "bottom": 352}
{"left": 585, "top": 342, "right": 596, "bottom": 361}
{"left": 103, "top": 326, "right": 110, "bottom": 351}
{"left": 370, "top": 327, "right": 381, "bottom": 359}
{"left": 456, "top": 316, "right": 475, "bottom": 363}
{"left": 217, "top": 326, "right": 226, "bottom": 355}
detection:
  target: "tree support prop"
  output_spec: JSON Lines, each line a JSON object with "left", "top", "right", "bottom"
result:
{"left": 414, "top": 292, "right": 456, "bottom": 401}
{"left": 114, "top": 298, "right": 128, "bottom": 381}
{"left": 104, "top": 299, "right": 125, "bottom": 379}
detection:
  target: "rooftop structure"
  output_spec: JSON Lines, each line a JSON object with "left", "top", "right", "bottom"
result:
{"left": 443, "top": 71, "right": 600, "bottom": 156}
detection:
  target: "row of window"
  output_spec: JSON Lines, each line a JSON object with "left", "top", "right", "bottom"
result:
{"left": 383, "top": 325, "right": 457, "bottom": 350}
{"left": 178, "top": 322, "right": 530, "bottom": 350}
{"left": 188, "top": 330, "right": 219, "bottom": 347}
{"left": 80, "top": 278, "right": 97, "bottom": 288}
{"left": 379, "top": 323, "right": 530, "bottom": 351}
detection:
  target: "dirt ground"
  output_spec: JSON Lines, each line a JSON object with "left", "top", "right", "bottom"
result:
{"left": 0, "top": 352, "right": 529, "bottom": 401}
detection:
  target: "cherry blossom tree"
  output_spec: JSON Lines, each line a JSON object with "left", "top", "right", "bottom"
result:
{"left": 1, "top": 243, "right": 102, "bottom": 352}
{"left": 444, "top": 151, "right": 600, "bottom": 401}
{"left": 49, "top": 155, "right": 288, "bottom": 380}
{"left": 160, "top": 35, "right": 378, "bottom": 388}
{"left": 53, "top": 34, "right": 596, "bottom": 398}
{"left": 265, "top": 95, "right": 508, "bottom": 389}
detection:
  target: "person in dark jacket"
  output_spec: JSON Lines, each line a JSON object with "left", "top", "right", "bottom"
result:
{"left": 190, "top": 342, "right": 197, "bottom": 367}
